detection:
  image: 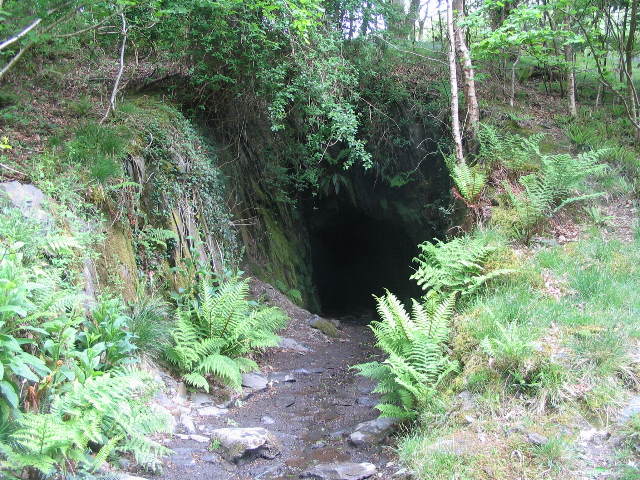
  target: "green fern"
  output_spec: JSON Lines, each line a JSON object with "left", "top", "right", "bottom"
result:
{"left": 502, "top": 148, "right": 608, "bottom": 242}
{"left": 0, "top": 368, "right": 171, "bottom": 477}
{"left": 353, "top": 293, "right": 458, "bottom": 419}
{"left": 166, "top": 277, "right": 287, "bottom": 391}
{"left": 477, "top": 123, "right": 545, "bottom": 170}
{"left": 411, "top": 234, "right": 513, "bottom": 301}
{"left": 449, "top": 159, "right": 486, "bottom": 204}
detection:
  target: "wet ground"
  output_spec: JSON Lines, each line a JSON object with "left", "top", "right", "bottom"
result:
{"left": 153, "top": 293, "right": 398, "bottom": 480}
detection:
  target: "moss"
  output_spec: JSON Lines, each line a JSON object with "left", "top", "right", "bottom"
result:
{"left": 96, "top": 223, "right": 138, "bottom": 302}
{"left": 309, "top": 317, "right": 340, "bottom": 337}
{"left": 259, "top": 209, "right": 319, "bottom": 311}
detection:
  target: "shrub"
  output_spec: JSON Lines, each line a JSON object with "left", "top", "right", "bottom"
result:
{"left": 0, "top": 368, "right": 171, "bottom": 477}
{"left": 411, "top": 233, "right": 513, "bottom": 301}
{"left": 500, "top": 148, "right": 608, "bottom": 242}
{"left": 477, "top": 123, "right": 544, "bottom": 171}
{"left": 354, "top": 293, "right": 457, "bottom": 419}
{"left": 166, "top": 277, "right": 287, "bottom": 391}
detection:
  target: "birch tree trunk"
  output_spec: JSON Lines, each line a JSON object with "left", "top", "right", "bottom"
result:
{"left": 447, "top": 0, "right": 465, "bottom": 164}
{"left": 453, "top": 0, "right": 479, "bottom": 139}
{"left": 625, "top": 0, "right": 638, "bottom": 132}
{"left": 565, "top": 43, "right": 577, "bottom": 116}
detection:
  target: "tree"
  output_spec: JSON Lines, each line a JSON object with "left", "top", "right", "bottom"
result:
{"left": 453, "top": 0, "right": 480, "bottom": 139}
{"left": 447, "top": 0, "right": 465, "bottom": 164}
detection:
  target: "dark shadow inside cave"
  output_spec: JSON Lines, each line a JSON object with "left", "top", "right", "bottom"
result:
{"left": 307, "top": 200, "right": 423, "bottom": 317}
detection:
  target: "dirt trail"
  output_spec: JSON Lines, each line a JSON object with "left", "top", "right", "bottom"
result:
{"left": 149, "top": 283, "right": 398, "bottom": 480}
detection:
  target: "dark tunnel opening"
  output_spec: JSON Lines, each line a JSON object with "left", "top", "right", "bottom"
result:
{"left": 307, "top": 201, "right": 423, "bottom": 317}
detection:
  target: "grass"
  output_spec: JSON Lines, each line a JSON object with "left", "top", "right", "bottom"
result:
{"left": 398, "top": 428, "right": 477, "bottom": 480}
{"left": 401, "top": 232, "right": 640, "bottom": 478}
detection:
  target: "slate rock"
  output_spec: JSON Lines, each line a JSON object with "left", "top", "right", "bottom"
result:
{"left": 190, "top": 392, "right": 214, "bottom": 407}
{"left": 261, "top": 415, "right": 276, "bottom": 425}
{"left": 619, "top": 395, "right": 640, "bottom": 423}
{"left": 210, "top": 427, "right": 281, "bottom": 465}
{"left": 279, "top": 337, "right": 311, "bottom": 353}
{"left": 0, "top": 181, "right": 52, "bottom": 227}
{"left": 270, "top": 372, "right": 296, "bottom": 384}
{"left": 198, "top": 406, "right": 228, "bottom": 417}
{"left": 300, "top": 462, "right": 376, "bottom": 480}
{"left": 175, "top": 382, "right": 188, "bottom": 403}
{"left": 355, "top": 396, "right": 377, "bottom": 407}
{"left": 179, "top": 413, "right": 197, "bottom": 434}
{"left": 349, "top": 417, "right": 398, "bottom": 446}
{"left": 168, "top": 447, "right": 198, "bottom": 467}
{"left": 242, "top": 372, "right": 269, "bottom": 391}
{"left": 526, "top": 432, "right": 548, "bottom": 446}
{"left": 309, "top": 316, "right": 340, "bottom": 338}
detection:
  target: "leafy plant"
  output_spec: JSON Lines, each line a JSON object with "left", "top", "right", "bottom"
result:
{"left": 448, "top": 159, "right": 487, "bottom": 205}
{"left": 78, "top": 296, "right": 137, "bottom": 372}
{"left": 166, "top": 277, "right": 287, "bottom": 391}
{"left": 477, "top": 124, "right": 545, "bottom": 171}
{"left": 584, "top": 205, "right": 613, "bottom": 227}
{"left": 0, "top": 368, "right": 171, "bottom": 477}
{"left": 411, "top": 234, "right": 513, "bottom": 301}
{"left": 501, "top": 148, "right": 608, "bottom": 242}
{"left": 354, "top": 293, "right": 457, "bottom": 419}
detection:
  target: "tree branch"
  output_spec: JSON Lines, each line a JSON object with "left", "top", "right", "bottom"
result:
{"left": 0, "top": 18, "right": 42, "bottom": 52}
{"left": 101, "top": 12, "right": 128, "bottom": 123}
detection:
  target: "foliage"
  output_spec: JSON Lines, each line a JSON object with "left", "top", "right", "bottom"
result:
{"left": 78, "top": 296, "right": 137, "bottom": 372}
{"left": 411, "top": 233, "right": 513, "bottom": 301}
{"left": 354, "top": 293, "right": 457, "bottom": 419}
{"left": 503, "top": 148, "right": 607, "bottom": 241}
{"left": 477, "top": 124, "right": 545, "bottom": 171}
{"left": 66, "top": 122, "right": 130, "bottom": 184}
{"left": 448, "top": 158, "right": 486, "bottom": 204}
{"left": 128, "top": 292, "right": 171, "bottom": 361}
{"left": 0, "top": 203, "right": 166, "bottom": 474}
{"left": 0, "top": 368, "right": 171, "bottom": 477}
{"left": 166, "top": 277, "right": 287, "bottom": 391}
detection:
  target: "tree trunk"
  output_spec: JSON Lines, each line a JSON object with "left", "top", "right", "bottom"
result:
{"left": 626, "top": 0, "right": 638, "bottom": 128}
{"left": 621, "top": 3, "right": 629, "bottom": 82}
{"left": 446, "top": 0, "right": 464, "bottom": 164}
{"left": 406, "top": 0, "right": 422, "bottom": 41}
{"left": 565, "top": 43, "right": 577, "bottom": 116}
{"left": 360, "top": 1, "right": 371, "bottom": 37}
{"left": 510, "top": 53, "right": 521, "bottom": 107}
{"left": 453, "top": 0, "right": 479, "bottom": 138}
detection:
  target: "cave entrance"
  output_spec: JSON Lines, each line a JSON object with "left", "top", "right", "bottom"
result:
{"left": 306, "top": 195, "right": 426, "bottom": 317}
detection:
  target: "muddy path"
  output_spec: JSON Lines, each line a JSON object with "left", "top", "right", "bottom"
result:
{"left": 144, "top": 283, "right": 400, "bottom": 480}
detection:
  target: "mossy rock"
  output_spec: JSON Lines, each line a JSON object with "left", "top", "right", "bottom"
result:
{"left": 309, "top": 317, "right": 340, "bottom": 338}
{"left": 96, "top": 223, "right": 137, "bottom": 302}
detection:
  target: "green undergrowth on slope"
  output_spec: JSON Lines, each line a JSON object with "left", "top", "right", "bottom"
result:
{"left": 356, "top": 113, "right": 640, "bottom": 479}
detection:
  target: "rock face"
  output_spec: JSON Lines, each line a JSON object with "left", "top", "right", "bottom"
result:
{"left": 210, "top": 427, "right": 281, "bottom": 465}
{"left": 349, "top": 417, "right": 397, "bottom": 446}
{"left": 242, "top": 372, "right": 269, "bottom": 391}
{"left": 301, "top": 462, "right": 377, "bottom": 480}
{"left": 309, "top": 316, "right": 340, "bottom": 338}
{"left": 0, "top": 181, "right": 52, "bottom": 227}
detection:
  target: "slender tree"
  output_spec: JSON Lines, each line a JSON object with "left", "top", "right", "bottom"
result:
{"left": 447, "top": 0, "right": 465, "bottom": 164}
